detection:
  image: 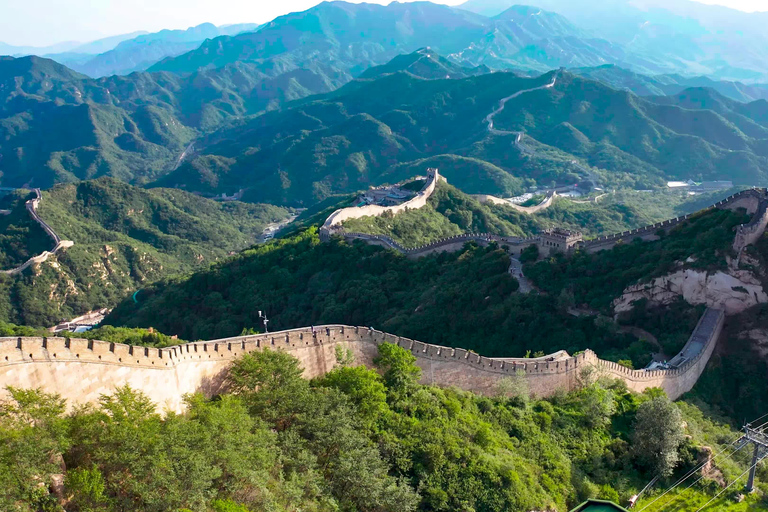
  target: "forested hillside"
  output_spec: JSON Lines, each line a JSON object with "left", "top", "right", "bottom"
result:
{"left": 572, "top": 65, "right": 768, "bottom": 103}
{"left": 0, "top": 54, "right": 345, "bottom": 188}
{"left": 109, "top": 224, "right": 719, "bottom": 370}
{"left": 4, "top": 342, "right": 761, "bottom": 511}
{"left": 0, "top": 191, "right": 51, "bottom": 269}
{"left": 165, "top": 62, "right": 768, "bottom": 206}
{"left": 0, "top": 179, "right": 288, "bottom": 326}
{"left": 340, "top": 180, "right": 735, "bottom": 246}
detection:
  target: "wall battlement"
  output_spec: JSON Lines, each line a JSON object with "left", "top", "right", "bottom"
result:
{"left": 326, "top": 184, "right": 768, "bottom": 260}
{"left": 340, "top": 231, "right": 541, "bottom": 258}
{"left": 0, "top": 309, "right": 724, "bottom": 412}
{"left": 319, "top": 169, "right": 440, "bottom": 242}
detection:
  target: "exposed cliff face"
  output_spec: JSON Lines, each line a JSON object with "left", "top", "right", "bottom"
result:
{"left": 614, "top": 269, "right": 767, "bottom": 315}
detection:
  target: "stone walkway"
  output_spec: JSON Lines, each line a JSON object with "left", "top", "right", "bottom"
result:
{"left": 509, "top": 256, "right": 533, "bottom": 294}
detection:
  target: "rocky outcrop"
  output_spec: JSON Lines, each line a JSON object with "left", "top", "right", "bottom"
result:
{"left": 614, "top": 269, "right": 768, "bottom": 315}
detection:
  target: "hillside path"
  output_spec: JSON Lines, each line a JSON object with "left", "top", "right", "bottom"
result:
{"left": 509, "top": 256, "right": 533, "bottom": 294}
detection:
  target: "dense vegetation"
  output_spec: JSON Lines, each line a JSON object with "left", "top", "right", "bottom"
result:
{"left": 0, "top": 179, "right": 289, "bottom": 326}
{"left": 526, "top": 207, "right": 749, "bottom": 311}
{"left": 341, "top": 182, "right": 540, "bottom": 246}
{"left": 340, "top": 181, "right": 737, "bottom": 247}
{"left": 0, "top": 191, "right": 51, "bottom": 269}
{"left": 2, "top": 341, "right": 763, "bottom": 512}
{"left": 170, "top": 60, "right": 768, "bottom": 205}
{"left": 0, "top": 53, "right": 344, "bottom": 188}
{"left": 110, "top": 227, "right": 687, "bottom": 368}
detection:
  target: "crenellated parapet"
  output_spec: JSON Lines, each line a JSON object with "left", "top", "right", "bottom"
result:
{"left": 340, "top": 231, "right": 541, "bottom": 258}
{"left": 328, "top": 185, "right": 768, "bottom": 260}
{"left": 579, "top": 188, "right": 768, "bottom": 254}
{"left": 0, "top": 309, "right": 724, "bottom": 412}
{"left": 319, "top": 169, "right": 440, "bottom": 242}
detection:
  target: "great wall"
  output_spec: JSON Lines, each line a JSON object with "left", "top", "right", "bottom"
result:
{"left": 1, "top": 188, "right": 74, "bottom": 276}
{"left": 322, "top": 168, "right": 768, "bottom": 260}
{"left": 0, "top": 170, "right": 765, "bottom": 414}
{"left": 0, "top": 308, "right": 724, "bottom": 413}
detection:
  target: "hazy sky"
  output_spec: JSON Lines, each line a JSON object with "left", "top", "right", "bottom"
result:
{"left": 0, "top": 0, "right": 764, "bottom": 47}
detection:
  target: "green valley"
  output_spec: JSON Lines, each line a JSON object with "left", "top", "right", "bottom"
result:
{"left": 0, "top": 178, "right": 289, "bottom": 326}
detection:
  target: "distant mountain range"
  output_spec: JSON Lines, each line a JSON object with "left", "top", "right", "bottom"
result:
{"left": 460, "top": 0, "right": 768, "bottom": 82}
{"left": 5, "top": 45, "right": 768, "bottom": 197}
{"left": 0, "top": 53, "right": 343, "bottom": 188}
{"left": 148, "top": 2, "right": 675, "bottom": 78}
{"left": 155, "top": 49, "right": 768, "bottom": 205}
{"left": 52, "top": 23, "right": 262, "bottom": 78}
{"left": 1, "top": 23, "right": 262, "bottom": 79}
{"left": 0, "top": 32, "right": 148, "bottom": 58}
{"left": 572, "top": 65, "right": 768, "bottom": 103}
{"left": 7, "top": 1, "right": 768, "bottom": 85}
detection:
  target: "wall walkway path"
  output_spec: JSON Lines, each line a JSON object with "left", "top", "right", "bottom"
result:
{"left": 1, "top": 188, "right": 74, "bottom": 276}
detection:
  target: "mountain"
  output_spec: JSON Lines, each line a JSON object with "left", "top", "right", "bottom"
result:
{"left": 64, "top": 31, "right": 151, "bottom": 55}
{"left": 358, "top": 48, "right": 491, "bottom": 80}
{"left": 0, "top": 178, "right": 289, "bottom": 326}
{"left": 160, "top": 56, "right": 768, "bottom": 205}
{"left": 149, "top": 2, "right": 490, "bottom": 74}
{"left": 341, "top": 179, "right": 731, "bottom": 246}
{"left": 460, "top": 0, "right": 768, "bottom": 82}
{"left": 0, "top": 32, "right": 146, "bottom": 58}
{"left": 0, "top": 54, "right": 343, "bottom": 188}
{"left": 149, "top": 1, "right": 669, "bottom": 77}
{"left": 54, "top": 23, "right": 263, "bottom": 78}
{"left": 572, "top": 65, "right": 768, "bottom": 102}
{"left": 153, "top": 69, "right": 567, "bottom": 205}
{"left": 490, "top": 72, "right": 768, "bottom": 184}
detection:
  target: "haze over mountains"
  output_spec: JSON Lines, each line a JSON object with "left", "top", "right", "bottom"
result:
{"left": 147, "top": 2, "right": 675, "bottom": 77}
{"left": 3, "top": 0, "right": 768, "bottom": 197}
{"left": 1, "top": 23, "right": 261, "bottom": 78}
{"left": 460, "top": 0, "right": 768, "bottom": 81}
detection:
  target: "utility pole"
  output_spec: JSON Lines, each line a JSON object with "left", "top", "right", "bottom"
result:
{"left": 258, "top": 310, "right": 269, "bottom": 333}
{"left": 740, "top": 424, "right": 768, "bottom": 492}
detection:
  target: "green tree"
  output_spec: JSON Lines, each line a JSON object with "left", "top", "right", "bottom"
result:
{"left": 632, "top": 396, "right": 684, "bottom": 476}
{"left": 317, "top": 365, "right": 389, "bottom": 428}
{"left": 373, "top": 343, "right": 422, "bottom": 392}
{"left": 211, "top": 499, "right": 251, "bottom": 512}
{"left": 0, "top": 387, "right": 69, "bottom": 511}
{"left": 228, "top": 349, "right": 310, "bottom": 429}
{"left": 64, "top": 466, "right": 107, "bottom": 512}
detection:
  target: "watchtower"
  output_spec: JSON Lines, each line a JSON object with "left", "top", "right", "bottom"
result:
{"left": 539, "top": 228, "right": 583, "bottom": 255}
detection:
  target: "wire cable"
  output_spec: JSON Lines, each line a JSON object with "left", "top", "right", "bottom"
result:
{"left": 638, "top": 410, "right": 768, "bottom": 511}
{"left": 692, "top": 459, "right": 760, "bottom": 512}
{"left": 637, "top": 436, "right": 743, "bottom": 511}
{"left": 649, "top": 442, "right": 749, "bottom": 511}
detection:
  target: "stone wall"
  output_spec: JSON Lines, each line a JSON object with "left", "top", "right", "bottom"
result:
{"left": 319, "top": 169, "right": 439, "bottom": 241}
{"left": 580, "top": 188, "right": 768, "bottom": 254}
{"left": 1, "top": 188, "right": 74, "bottom": 275}
{"left": 341, "top": 232, "right": 540, "bottom": 258}
{"left": 733, "top": 196, "right": 768, "bottom": 254}
{"left": 0, "top": 309, "right": 724, "bottom": 413}
{"left": 590, "top": 308, "right": 725, "bottom": 398}
{"left": 333, "top": 188, "right": 768, "bottom": 260}
{"left": 473, "top": 191, "right": 557, "bottom": 214}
